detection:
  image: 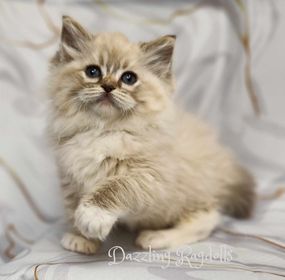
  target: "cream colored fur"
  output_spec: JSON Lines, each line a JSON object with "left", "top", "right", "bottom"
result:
{"left": 48, "top": 16, "right": 255, "bottom": 254}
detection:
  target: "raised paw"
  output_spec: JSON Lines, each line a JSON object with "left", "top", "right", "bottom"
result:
{"left": 61, "top": 232, "right": 100, "bottom": 255}
{"left": 74, "top": 203, "right": 117, "bottom": 240}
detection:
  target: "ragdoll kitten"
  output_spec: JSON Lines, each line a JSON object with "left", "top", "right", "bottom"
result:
{"left": 48, "top": 16, "right": 255, "bottom": 254}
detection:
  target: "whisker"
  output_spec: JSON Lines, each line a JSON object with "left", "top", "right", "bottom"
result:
{"left": 56, "top": 87, "right": 136, "bottom": 116}
{"left": 112, "top": 94, "right": 135, "bottom": 109}
{"left": 111, "top": 94, "right": 135, "bottom": 114}
{"left": 58, "top": 95, "right": 81, "bottom": 109}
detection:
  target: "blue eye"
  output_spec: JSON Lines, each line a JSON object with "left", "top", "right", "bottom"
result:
{"left": 121, "top": 71, "right": 137, "bottom": 85}
{"left": 85, "top": 65, "right": 102, "bottom": 78}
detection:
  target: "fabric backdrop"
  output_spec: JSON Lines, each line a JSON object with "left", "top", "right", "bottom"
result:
{"left": 0, "top": 0, "right": 284, "bottom": 279}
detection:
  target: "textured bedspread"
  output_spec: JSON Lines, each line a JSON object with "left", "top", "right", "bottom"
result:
{"left": 0, "top": 0, "right": 285, "bottom": 279}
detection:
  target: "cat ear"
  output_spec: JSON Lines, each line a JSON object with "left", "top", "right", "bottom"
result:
{"left": 51, "top": 16, "right": 92, "bottom": 64}
{"left": 139, "top": 35, "right": 176, "bottom": 79}
{"left": 61, "top": 16, "right": 91, "bottom": 51}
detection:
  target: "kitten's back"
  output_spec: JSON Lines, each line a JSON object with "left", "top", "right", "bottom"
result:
{"left": 174, "top": 111, "right": 256, "bottom": 219}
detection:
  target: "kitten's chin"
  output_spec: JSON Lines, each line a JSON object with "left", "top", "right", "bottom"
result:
{"left": 91, "top": 102, "right": 122, "bottom": 119}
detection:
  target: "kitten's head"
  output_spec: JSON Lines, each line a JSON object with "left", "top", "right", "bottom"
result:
{"left": 49, "top": 16, "right": 175, "bottom": 122}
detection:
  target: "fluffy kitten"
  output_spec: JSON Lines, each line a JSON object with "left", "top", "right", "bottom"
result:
{"left": 48, "top": 16, "right": 255, "bottom": 254}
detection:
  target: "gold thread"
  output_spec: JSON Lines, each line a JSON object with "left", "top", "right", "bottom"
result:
{"left": 4, "top": 224, "right": 16, "bottom": 259}
{"left": 259, "top": 187, "right": 285, "bottom": 200}
{"left": 219, "top": 227, "right": 285, "bottom": 250}
{"left": 0, "top": 156, "right": 56, "bottom": 223}
{"left": 237, "top": 0, "right": 261, "bottom": 115}
{"left": 235, "top": 0, "right": 245, "bottom": 11}
{"left": 0, "top": 36, "right": 58, "bottom": 50}
{"left": 31, "top": 258, "right": 285, "bottom": 278}
{"left": 0, "top": 0, "right": 60, "bottom": 50}
{"left": 36, "top": 0, "right": 61, "bottom": 35}
{"left": 34, "top": 264, "right": 41, "bottom": 280}
{"left": 94, "top": 0, "right": 204, "bottom": 26}
{"left": 4, "top": 223, "right": 35, "bottom": 259}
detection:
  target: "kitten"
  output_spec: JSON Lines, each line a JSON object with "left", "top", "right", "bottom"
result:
{"left": 48, "top": 16, "right": 255, "bottom": 255}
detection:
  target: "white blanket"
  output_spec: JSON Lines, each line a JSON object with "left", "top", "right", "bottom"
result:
{"left": 0, "top": 0, "right": 285, "bottom": 279}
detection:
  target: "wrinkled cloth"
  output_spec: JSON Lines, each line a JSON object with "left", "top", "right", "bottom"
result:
{"left": 0, "top": 0, "right": 285, "bottom": 279}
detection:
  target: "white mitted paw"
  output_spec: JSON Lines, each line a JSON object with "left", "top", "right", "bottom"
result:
{"left": 61, "top": 232, "right": 100, "bottom": 255}
{"left": 74, "top": 203, "right": 117, "bottom": 240}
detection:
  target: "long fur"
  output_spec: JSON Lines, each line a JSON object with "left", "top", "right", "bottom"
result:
{"left": 47, "top": 16, "right": 256, "bottom": 254}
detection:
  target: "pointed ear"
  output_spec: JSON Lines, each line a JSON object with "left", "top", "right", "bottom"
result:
{"left": 139, "top": 35, "right": 176, "bottom": 79}
{"left": 61, "top": 16, "right": 91, "bottom": 50}
{"left": 51, "top": 16, "right": 92, "bottom": 64}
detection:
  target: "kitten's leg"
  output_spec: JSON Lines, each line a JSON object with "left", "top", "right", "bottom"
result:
{"left": 74, "top": 175, "right": 155, "bottom": 241}
{"left": 61, "top": 231, "right": 100, "bottom": 255}
{"left": 60, "top": 175, "right": 101, "bottom": 254}
{"left": 135, "top": 209, "right": 220, "bottom": 249}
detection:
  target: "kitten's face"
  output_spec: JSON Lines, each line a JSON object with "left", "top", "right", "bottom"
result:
{"left": 49, "top": 16, "right": 175, "bottom": 121}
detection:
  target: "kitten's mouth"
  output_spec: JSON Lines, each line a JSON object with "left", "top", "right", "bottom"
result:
{"left": 92, "top": 93, "right": 123, "bottom": 111}
{"left": 81, "top": 92, "right": 126, "bottom": 112}
{"left": 95, "top": 93, "right": 115, "bottom": 106}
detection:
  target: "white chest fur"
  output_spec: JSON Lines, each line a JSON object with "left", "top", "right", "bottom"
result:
{"left": 57, "top": 129, "right": 142, "bottom": 191}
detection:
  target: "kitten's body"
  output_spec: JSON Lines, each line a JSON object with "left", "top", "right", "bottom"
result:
{"left": 49, "top": 16, "right": 255, "bottom": 254}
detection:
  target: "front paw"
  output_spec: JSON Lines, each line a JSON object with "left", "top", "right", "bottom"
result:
{"left": 74, "top": 203, "right": 117, "bottom": 240}
{"left": 61, "top": 232, "right": 100, "bottom": 255}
